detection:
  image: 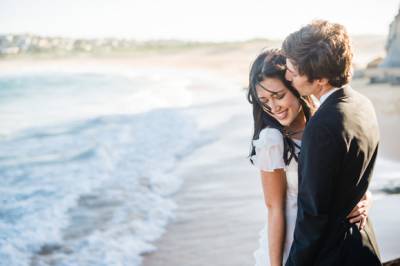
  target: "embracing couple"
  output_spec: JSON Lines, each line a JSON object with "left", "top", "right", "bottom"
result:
{"left": 248, "top": 20, "right": 382, "bottom": 265}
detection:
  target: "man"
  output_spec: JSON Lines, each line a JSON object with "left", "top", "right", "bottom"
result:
{"left": 282, "top": 20, "right": 382, "bottom": 265}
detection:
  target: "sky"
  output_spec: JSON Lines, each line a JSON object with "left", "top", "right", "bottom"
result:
{"left": 0, "top": 0, "right": 399, "bottom": 41}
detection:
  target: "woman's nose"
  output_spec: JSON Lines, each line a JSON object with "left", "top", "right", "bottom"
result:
{"left": 269, "top": 100, "right": 280, "bottom": 113}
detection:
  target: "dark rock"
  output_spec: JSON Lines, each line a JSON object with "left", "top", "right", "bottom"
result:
{"left": 383, "top": 258, "right": 400, "bottom": 266}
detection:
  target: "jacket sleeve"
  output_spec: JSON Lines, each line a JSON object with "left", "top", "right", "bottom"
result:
{"left": 285, "top": 123, "right": 341, "bottom": 266}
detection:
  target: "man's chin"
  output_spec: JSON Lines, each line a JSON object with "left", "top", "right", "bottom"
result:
{"left": 296, "top": 89, "right": 308, "bottom": 96}
{"left": 300, "top": 91, "right": 312, "bottom": 97}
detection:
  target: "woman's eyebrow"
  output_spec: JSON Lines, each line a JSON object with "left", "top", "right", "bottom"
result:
{"left": 257, "top": 83, "right": 285, "bottom": 94}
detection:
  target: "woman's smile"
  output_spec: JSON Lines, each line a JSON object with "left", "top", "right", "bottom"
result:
{"left": 273, "top": 110, "right": 288, "bottom": 121}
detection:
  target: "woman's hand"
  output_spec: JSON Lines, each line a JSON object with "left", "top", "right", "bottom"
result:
{"left": 346, "top": 191, "right": 372, "bottom": 230}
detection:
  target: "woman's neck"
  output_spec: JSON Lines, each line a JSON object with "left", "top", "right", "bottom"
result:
{"left": 285, "top": 110, "right": 306, "bottom": 140}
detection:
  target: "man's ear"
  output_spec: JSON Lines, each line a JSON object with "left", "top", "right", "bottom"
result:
{"left": 316, "top": 78, "right": 329, "bottom": 86}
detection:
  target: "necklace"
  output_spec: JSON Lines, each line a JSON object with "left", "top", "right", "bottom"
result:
{"left": 283, "top": 128, "right": 304, "bottom": 137}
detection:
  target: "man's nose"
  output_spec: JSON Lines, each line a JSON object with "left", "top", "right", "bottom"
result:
{"left": 285, "top": 70, "right": 293, "bottom": 81}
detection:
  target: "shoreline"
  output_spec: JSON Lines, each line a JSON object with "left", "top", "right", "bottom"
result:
{"left": 142, "top": 95, "right": 264, "bottom": 266}
{"left": 1, "top": 55, "right": 399, "bottom": 265}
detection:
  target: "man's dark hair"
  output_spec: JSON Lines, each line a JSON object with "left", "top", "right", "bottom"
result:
{"left": 282, "top": 20, "right": 353, "bottom": 87}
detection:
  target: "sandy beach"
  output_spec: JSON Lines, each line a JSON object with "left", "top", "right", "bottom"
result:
{"left": 0, "top": 40, "right": 399, "bottom": 265}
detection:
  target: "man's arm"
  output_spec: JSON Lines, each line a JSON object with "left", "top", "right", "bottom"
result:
{"left": 285, "top": 123, "right": 341, "bottom": 266}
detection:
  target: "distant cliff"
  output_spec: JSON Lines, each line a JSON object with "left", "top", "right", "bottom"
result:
{"left": 381, "top": 7, "right": 400, "bottom": 67}
{"left": 365, "top": 6, "right": 400, "bottom": 84}
{"left": 0, "top": 34, "right": 223, "bottom": 57}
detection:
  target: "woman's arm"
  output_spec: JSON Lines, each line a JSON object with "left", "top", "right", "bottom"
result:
{"left": 260, "top": 169, "right": 287, "bottom": 266}
{"left": 347, "top": 190, "right": 372, "bottom": 230}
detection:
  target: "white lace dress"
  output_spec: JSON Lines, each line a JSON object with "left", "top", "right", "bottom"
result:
{"left": 251, "top": 128, "right": 300, "bottom": 266}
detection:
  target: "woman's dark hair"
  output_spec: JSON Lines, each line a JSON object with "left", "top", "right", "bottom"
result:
{"left": 247, "top": 48, "right": 313, "bottom": 165}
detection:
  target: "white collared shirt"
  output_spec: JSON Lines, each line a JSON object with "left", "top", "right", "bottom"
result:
{"left": 319, "top": 87, "right": 341, "bottom": 105}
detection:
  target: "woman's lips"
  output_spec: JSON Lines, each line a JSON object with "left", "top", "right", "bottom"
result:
{"left": 273, "top": 110, "right": 288, "bottom": 121}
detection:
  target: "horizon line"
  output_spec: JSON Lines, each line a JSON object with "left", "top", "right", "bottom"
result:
{"left": 0, "top": 32, "right": 388, "bottom": 43}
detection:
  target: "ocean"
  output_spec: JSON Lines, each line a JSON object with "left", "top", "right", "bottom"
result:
{"left": 0, "top": 68, "right": 239, "bottom": 266}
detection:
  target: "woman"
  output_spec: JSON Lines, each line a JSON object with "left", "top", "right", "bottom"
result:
{"left": 247, "top": 49, "right": 371, "bottom": 266}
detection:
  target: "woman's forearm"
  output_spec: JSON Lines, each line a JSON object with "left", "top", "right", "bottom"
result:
{"left": 267, "top": 207, "right": 286, "bottom": 266}
{"left": 260, "top": 169, "right": 287, "bottom": 266}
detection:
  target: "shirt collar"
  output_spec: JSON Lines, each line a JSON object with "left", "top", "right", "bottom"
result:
{"left": 319, "top": 87, "right": 341, "bottom": 105}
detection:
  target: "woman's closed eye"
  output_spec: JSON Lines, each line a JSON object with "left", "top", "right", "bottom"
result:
{"left": 259, "top": 93, "right": 285, "bottom": 105}
{"left": 272, "top": 93, "right": 285, "bottom": 100}
{"left": 259, "top": 97, "right": 269, "bottom": 105}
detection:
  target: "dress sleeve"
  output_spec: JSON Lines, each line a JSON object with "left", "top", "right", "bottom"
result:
{"left": 251, "top": 128, "right": 286, "bottom": 172}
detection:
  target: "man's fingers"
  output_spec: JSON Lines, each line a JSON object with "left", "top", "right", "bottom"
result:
{"left": 360, "top": 218, "right": 367, "bottom": 230}
{"left": 349, "top": 213, "right": 367, "bottom": 224}
{"left": 349, "top": 216, "right": 362, "bottom": 224}
{"left": 347, "top": 207, "right": 366, "bottom": 219}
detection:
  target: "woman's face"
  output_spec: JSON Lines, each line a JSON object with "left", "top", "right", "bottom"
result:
{"left": 255, "top": 77, "right": 302, "bottom": 127}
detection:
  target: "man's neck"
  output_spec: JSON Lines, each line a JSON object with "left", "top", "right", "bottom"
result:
{"left": 315, "top": 85, "right": 334, "bottom": 100}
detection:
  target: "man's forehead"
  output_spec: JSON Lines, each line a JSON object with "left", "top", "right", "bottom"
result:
{"left": 286, "top": 59, "right": 296, "bottom": 70}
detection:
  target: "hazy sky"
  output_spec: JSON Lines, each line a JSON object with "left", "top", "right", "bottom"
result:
{"left": 0, "top": 0, "right": 398, "bottom": 41}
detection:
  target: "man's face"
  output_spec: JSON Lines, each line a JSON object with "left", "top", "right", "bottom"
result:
{"left": 285, "top": 59, "right": 319, "bottom": 96}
